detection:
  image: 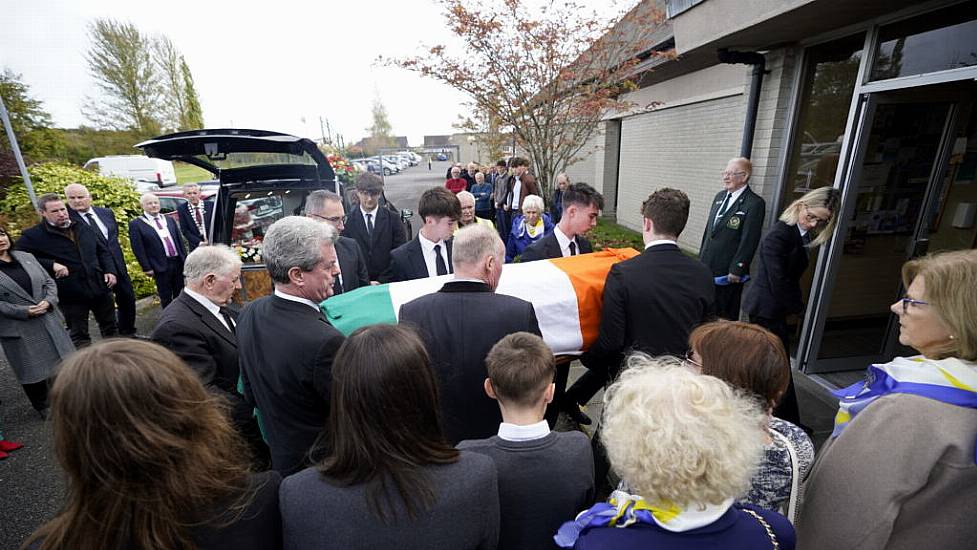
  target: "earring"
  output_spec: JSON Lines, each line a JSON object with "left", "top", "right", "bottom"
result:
{"left": 949, "top": 335, "right": 956, "bottom": 340}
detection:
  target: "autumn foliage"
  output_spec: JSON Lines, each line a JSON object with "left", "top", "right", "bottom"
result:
{"left": 387, "top": 0, "right": 667, "bottom": 198}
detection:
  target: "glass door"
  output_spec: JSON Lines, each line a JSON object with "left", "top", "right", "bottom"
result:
{"left": 803, "top": 86, "right": 964, "bottom": 373}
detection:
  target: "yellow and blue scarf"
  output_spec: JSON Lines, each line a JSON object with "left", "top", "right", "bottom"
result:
{"left": 832, "top": 355, "right": 977, "bottom": 459}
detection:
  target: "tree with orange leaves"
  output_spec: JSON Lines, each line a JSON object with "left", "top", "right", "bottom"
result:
{"left": 387, "top": 0, "right": 666, "bottom": 199}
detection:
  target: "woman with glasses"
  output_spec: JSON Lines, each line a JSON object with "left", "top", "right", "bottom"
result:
{"left": 742, "top": 186, "right": 840, "bottom": 426}
{"left": 796, "top": 249, "right": 977, "bottom": 549}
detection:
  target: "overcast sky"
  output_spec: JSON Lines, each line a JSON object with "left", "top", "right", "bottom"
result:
{"left": 2, "top": 0, "right": 632, "bottom": 148}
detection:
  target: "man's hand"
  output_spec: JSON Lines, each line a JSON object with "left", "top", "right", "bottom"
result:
{"left": 144, "top": 270, "right": 154, "bottom": 277}
{"left": 27, "top": 300, "right": 50, "bottom": 317}
{"left": 104, "top": 273, "right": 117, "bottom": 288}
{"left": 727, "top": 273, "right": 742, "bottom": 284}
{"left": 52, "top": 262, "right": 69, "bottom": 278}
{"left": 370, "top": 280, "right": 381, "bottom": 286}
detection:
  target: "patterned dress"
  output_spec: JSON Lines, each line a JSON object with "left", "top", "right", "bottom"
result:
{"left": 743, "top": 417, "right": 814, "bottom": 513}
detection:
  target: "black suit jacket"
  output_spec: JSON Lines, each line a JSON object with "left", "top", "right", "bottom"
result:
{"left": 128, "top": 215, "right": 187, "bottom": 273}
{"left": 237, "top": 295, "right": 345, "bottom": 475}
{"left": 743, "top": 221, "right": 810, "bottom": 319}
{"left": 177, "top": 199, "right": 214, "bottom": 252}
{"left": 69, "top": 206, "right": 130, "bottom": 279}
{"left": 151, "top": 290, "right": 239, "bottom": 394}
{"left": 16, "top": 221, "right": 116, "bottom": 303}
{"left": 333, "top": 236, "right": 370, "bottom": 293}
{"left": 583, "top": 244, "right": 715, "bottom": 373}
{"left": 699, "top": 186, "right": 766, "bottom": 277}
{"left": 388, "top": 236, "right": 453, "bottom": 282}
{"left": 399, "top": 280, "right": 541, "bottom": 443}
{"left": 342, "top": 206, "right": 406, "bottom": 282}
{"left": 519, "top": 231, "right": 593, "bottom": 262}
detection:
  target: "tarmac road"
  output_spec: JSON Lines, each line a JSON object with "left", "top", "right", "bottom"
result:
{"left": 0, "top": 161, "right": 450, "bottom": 546}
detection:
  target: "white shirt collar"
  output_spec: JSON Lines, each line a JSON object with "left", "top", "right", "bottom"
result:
{"left": 644, "top": 239, "right": 677, "bottom": 249}
{"left": 273, "top": 288, "right": 322, "bottom": 312}
{"left": 650, "top": 497, "right": 734, "bottom": 532}
{"left": 554, "top": 225, "right": 576, "bottom": 256}
{"left": 497, "top": 420, "right": 550, "bottom": 442}
{"left": 183, "top": 287, "right": 231, "bottom": 330}
{"left": 724, "top": 185, "right": 748, "bottom": 205}
{"left": 76, "top": 207, "right": 94, "bottom": 216}
{"left": 798, "top": 225, "right": 808, "bottom": 237}
{"left": 360, "top": 204, "right": 378, "bottom": 218}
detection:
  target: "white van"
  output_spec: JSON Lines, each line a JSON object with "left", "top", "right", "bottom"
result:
{"left": 83, "top": 155, "right": 178, "bottom": 192}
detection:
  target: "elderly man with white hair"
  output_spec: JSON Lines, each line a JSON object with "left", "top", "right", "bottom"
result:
{"left": 399, "top": 223, "right": 542, "bottom": 444}
{"left": 237, "top": 216, "right": 345, "bottom": 475}
{"left": 128, "top": 192, "right": 186, "bottom": 308}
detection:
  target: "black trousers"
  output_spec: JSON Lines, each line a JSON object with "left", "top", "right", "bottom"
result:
{"left": 60, "top": 293, "right": 118, "bottom": 348}
{"left": 154, "top": 257, "right": 185, "bottom": 309}
{"left": 496, "top": 208, "right": 512, "bottom": 241}
{"left": 750, "top": 314, "right": 803, "bottom": 428}
{"left": 22, "top": 379, "right": 51, "bottom": 411}
{"left": 113, "top": 272, "right": 137, "bottom": 335}
{"left": 543, "top": 361, "right": 571, "bottom": 427}
{"left": 714, "top": 282, "right": 745, "bottom": 320}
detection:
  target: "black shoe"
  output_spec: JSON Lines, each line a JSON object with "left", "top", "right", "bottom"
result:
{"left": 564, "top": 404, "right": 592, "bottom": 426}
{"left": 37, "top": 407, "right": 50, "bottom": 421}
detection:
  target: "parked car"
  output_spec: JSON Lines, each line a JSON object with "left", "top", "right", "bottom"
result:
{"left": 136, "top": 129, "right": 411, "bottom": 300}
{"left": 83, "top": 155, "right": 177, "bottom": 192}
{"left": 435, "top": 152, "right": 449, "bottom": 161}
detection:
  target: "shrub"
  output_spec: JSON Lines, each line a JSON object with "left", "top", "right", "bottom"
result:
{"left": 0, "top": 162, "right": 156, "bottom": 298}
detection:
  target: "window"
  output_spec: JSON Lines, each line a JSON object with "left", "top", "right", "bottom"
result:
{"left": 871, "top": 1, "right": 977, "bottom": 81}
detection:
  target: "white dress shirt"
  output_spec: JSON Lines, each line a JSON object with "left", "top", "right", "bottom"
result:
{"left": 143, "top": 213, "right": 177, "bottom": 256}
{"left": 497, "top": 420, "right": 550, "bottom": 442}
{"left": 644, "top": 239, "right": 678, "bottom": 249}
{"left": 273, "top": 288, "right": 322, "bottom": 312}
{"left": 714, "top": 185, "right": 748, "bottom": 224}
{"left": 510, "top": 176, "right": 523, "bottom": 209}
{"left": 553, "top": 226, "right": 578, "bottom": 257}
{"left": 360, "top": 204, "right": 379, "bottom": 233}
{"left": 418, "top": 231, "right": 451, "bottom": 278}
{"left": 184, "top": 287, "right": 231, "bottom": 331}
{"left": 76, "top": 208, "right": 108, "bottom": 240}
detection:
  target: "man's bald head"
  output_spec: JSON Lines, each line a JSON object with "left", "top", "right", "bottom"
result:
{"left": 64, "top": 183, "right": 93, "bottom": 212}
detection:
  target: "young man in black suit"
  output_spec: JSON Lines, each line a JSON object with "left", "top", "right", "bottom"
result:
{"left": 16, "top": 193, "right": 118, "bottom": 347}
{"left": 387, "top": 186, "right": 462, "bottom": 282}
{"left": 563, "top": 188, "right": 715, "bottom": 424}
{"left": 150, "top": 244, "right": 269, "bottom": 467}
{"left": 129, "top": 193, "right": 187, "bottom": 309}
{"left": 64, "top": 183, "right": 137, "bottom": 335}
{"left": 237, "top": 216, "right": 345, "bottom": 475}
{"left": 399, "top": 223, "right": 542, "bottom": 443}
{"left": 699, "top": 157, "right": 766, "bottom": 320}
{"left": 521, "top": 182, "right": 603, "bottom": 262}
{"left": 305, "top": 190, "right": 369, "bottom": 296}
{"left": 341, "top": 173, "right": 406, "bottom": 283}
{"left": 176, "top": 183, "right": 214, "bottom": 252}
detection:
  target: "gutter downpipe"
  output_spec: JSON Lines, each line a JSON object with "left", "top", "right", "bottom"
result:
{"left": 718, "top": 48, "right": 767, "bottom": 159}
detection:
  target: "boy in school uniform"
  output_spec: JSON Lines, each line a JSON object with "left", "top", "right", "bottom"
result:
{"left": 457, "top": 332, "right": 595, "bottom": 549}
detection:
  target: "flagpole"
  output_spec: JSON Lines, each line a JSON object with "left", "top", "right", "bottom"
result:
{"left": 0, "top": 93, "right": 38, "bottom": 208}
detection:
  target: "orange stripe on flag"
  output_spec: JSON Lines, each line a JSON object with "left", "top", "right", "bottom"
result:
{"left": 549, "top": 248, "right": 640, "bottom": 350}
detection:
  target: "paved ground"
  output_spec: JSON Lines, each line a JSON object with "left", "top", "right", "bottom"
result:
{"left": 0, "top": 160, "right": 840, "bottom": 545}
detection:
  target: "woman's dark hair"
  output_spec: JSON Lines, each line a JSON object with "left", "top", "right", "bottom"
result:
{"left": 318, "top": 323, "right": 459, "bottom": 522}
{"left": 689, "top": 320, "right": 790, "bottom": 410}
{"left": 24, "top": 339, "right": 253, "bottom": 550}
{"left": 0, "top": 223, "right": 15, "bottom": 252}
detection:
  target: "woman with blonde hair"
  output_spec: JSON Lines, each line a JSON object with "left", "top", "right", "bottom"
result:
{"left": 24, "top": 339, "right": 281, "bottom": 550}
{"left": 556, "top": 355, "right": 794, "bottom": 549}
{"left": 506, "top": 189, "right": 553, "bottom": 262}
{"left": 797, "top": 249, "right": 977, "bottom": 549}
{"left": 742, "top": 186, "right": 840, "bottom": 426}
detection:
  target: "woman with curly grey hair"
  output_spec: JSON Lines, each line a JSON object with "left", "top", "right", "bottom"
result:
{"left": 556, "top": 355, "right": 795, "bottom": 549}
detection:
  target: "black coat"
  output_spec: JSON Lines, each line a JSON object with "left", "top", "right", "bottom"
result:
{"left": 151, "top": 290, "right": 239, "bottom": 395}
{"left": 583, "top": 244, "right": 715, "bottom": 372}
{"left": 177, "top": 199, "right": 214, "bottom": 252}
{"left": 519, "top": 231, "right": 593, "bottom": 262}
{"left": 699, "top": 186, "right": 766, "bottom": 277}
{"left": 743, "top": 221, "right": 810, "bottom": 320}
{"left": 68, "top": 206, "right": 129, "bottom": 279}
{"left": 399, "top": 280, "right": 541, "bottom": 444}
{"left": 388, "top": 236, "right": 453, "bottom": 282}
{"left": 128, "top": 215, "right": 187, "bottom": 273}
{"left": 342, "top": 206, "right": 406, "bottom": 282}
{"left": 237, "top": 295, "right": 345, "bottom": 475}
{"left": 333, "top": 236, "right": 370, "bottom": 293}
{"left": 16, "top": 221, "right": 115, "bottom": 303}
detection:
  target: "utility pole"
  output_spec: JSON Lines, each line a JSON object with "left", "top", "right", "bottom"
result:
{"left": 0, "top": 93, "right": 38, "bottom": 208}
{"left": 319, "top": 116, "right": 327, "bottom": 145}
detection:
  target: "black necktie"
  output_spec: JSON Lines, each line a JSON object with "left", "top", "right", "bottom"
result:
{"left": 714, "top": 193, "right": 732, "bottom": 228}
{"left": 569, "top": 241, "right": 577, "bottom": 256}
{"left": 85, "top": 212, "right": 104, "bottom": 239}
{"left": 434, "top": 244, "right": 448, "bottom": 276}
{"left": 802, "top": 232, "right": 812, "bottom": 246}
{"left": 219, "top": 307, "right": 236, "bottom": 335}
{"left": 366, "top": 213, "right": 374, "bottom": 236}
{"left": 332, "top": 276, "right": 343, "bottom": 296}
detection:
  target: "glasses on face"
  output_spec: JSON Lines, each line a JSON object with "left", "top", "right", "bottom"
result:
{"left": 899, "top": 297, "right": 929, "bottom": 314}
{"left": 722, "top": 171, "right": 747, "bottom": 179}
{"left": 803, "top": 206, "right": 830, "bottom": 226}
{"left": 684, "top": 349, "right": 702, "bottom": 369}
{"left": 311, "top": 214, "right": 347, "bottom": 224}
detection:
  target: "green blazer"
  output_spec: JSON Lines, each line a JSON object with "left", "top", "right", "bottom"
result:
{"left": 699, "top": 186, "right": 766, "bottom": 277}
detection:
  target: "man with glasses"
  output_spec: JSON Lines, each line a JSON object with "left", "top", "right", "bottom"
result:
{"left": 341, "top": 173, "right": 406, "bottom": 283}
{"left": 699, "top": 157, "right": 766, "bottom": 320}
{"left": 305, "top": 190, "right": 369, "bottom": 295}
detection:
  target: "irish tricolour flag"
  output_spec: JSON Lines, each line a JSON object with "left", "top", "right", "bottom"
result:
{"left": 320, "top": 248, "right": 639, "bottom": 355}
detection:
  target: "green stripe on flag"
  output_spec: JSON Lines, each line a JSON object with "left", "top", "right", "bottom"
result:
{"left": 320, "top": 284, "right": 398, "bottom": 336}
